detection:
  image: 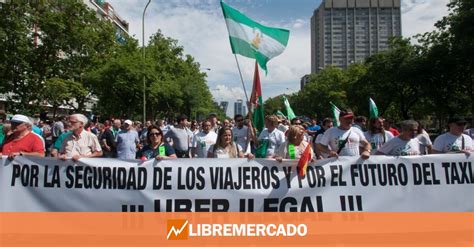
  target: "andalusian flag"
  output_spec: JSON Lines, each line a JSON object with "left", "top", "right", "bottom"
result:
{"left": 297, "top": 143, "right": 313, "bottom": 177}
{"left": 330, "top": 102, "right": 341, "bottom": 127}
{"left": 282, "top": 96, "right": 296, "bottom": 120}
{"left": 369, "top": 97, "right": 379, "bottom": 118}
{"left": 220, "top": 1, "right": 290, "bottom": 72}
{"left": 250, "top": 61, "right": 264, "bottom": 132}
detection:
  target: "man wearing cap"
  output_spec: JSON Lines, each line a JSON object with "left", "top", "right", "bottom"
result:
{"left": 433, "top": 116, "right": 473, "bottom": 154}
{"left": 1, "top": 114, "right": 45, "bottom": 159}
{"left": 59, "top": 114, "right": 102, "bottom": 161}
{"left": 115, "top": 119, "right": 140, "bottom": 159}
{"left": 318, "top": 110, "right": 371, "bottom": 159}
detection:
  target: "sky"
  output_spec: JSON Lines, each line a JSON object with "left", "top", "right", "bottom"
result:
{"left": 108, "top": 0, "right": 450, "bottom": 117}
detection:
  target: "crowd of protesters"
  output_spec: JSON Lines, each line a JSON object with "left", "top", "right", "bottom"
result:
{"left": 1, "top": 110, "right": 473, "bottom": 162}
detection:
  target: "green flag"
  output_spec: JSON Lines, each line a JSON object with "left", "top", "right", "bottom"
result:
{"left": 220, "top": 1, "right": 290, "bottom": 73}
{"left": 276, "top": 110, "right": 286, "bottom": 118}
{"left": 369, "top": 97, "right": 379, "bottom": 118}
{"left": 330, "top": 102, "right": 341, "bottom": 127}
{"left": 283, "top": 96, "right": 296, "bottom": 120}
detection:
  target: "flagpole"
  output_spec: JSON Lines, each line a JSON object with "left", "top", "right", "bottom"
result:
{"left": 233, "top": 54, "right": 250, "bottom": 104}
{"left": 221, "top": 5, "right": 250, "bottom": 105}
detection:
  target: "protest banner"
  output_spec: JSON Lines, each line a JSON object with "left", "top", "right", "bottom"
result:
{"left": 1, "top": 154, "right": 472, "bottom": 212}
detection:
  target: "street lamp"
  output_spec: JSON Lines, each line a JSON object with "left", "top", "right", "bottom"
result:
{"left": 142, "top": 0, "right": 151, "bottom": 123}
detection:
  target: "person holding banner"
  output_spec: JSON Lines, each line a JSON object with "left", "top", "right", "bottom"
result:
{"left": 432, "top": 116, "right": 473, "bottom": 154}
{"left": 256, "top": 115, "right": 286, "bottom": 158}
{"left": 1, "top": 114, "right": 45, "bottom": 159}
{"left": 192, "top": 120, "right": 217, "bottom": 158}
{"left": 138, "top": 125, "right": 177, "bottom": 160}
{"left": 208, "top": 127, "right": 254, "bottom": 159}
{"left": 232, "top": 114, "right": 249, "bottom": 152}
{"left": 376, "top": 120, "right": 421, "bottom": 156}
{"left": 364, "top": 117, "right": 394, "bottom": 154}
{"left": 318, "top": 110, "right": 371, "bottom": 159}
{"left": 274, "top": 125, "right": 312, "bottom": 162}
{"left": 58, "top": 114, "right": 103, "bottom": 161}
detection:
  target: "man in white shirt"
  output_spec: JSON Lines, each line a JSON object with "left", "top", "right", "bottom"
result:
{"left": 364, "top": 117, "right": 394, "bottom": 154}
{"left": 377, "top": 120, "right": 421, "bottom": 156}
{"left": 257, "top": 115, "right": 286, "bottom": 158}
{"left": 433, "top": 116, "right": 473, "bottom": 154}
{"left": 232, "top": 114, "right": 249, "bottom": 152}
{"left": 192, "top": 120, "right": 217, "bottom": 158}
{"left": 318, "top": 110, "right": 370, "bottom": 159}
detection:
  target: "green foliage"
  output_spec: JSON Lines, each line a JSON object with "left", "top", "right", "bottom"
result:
{"left": 0, "top": 0, "right": 116, "bottom": 113}
{"left": 0, "top": 1, "right": 220, "bottom": 120}
{"left": 89, "top": 30, "right": 220, "bottom": 121}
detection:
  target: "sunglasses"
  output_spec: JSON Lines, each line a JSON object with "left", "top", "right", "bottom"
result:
{"left": 149, "top": 132, "right": 162, "bottom": 137}
{"left": 11, "top": 122, "right": 24, "bottom": 126}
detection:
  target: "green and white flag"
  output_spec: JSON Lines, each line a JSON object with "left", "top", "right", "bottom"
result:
{"left": 283, "top": 96, "right": 296, "bottom": 120}
{"left": 276, "top": 110, "right": 286, "bottom": 119}
{"left": 369, "top": 97, "right": 379, "bottom": 118}
{"left": 330, "top": 102, "right": 341, "bottom": 127}
{"left": 220, "top": 1, "right": 290, "bottom": 73}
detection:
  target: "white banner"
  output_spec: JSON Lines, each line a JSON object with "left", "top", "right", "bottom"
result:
{"left": 1, "top": 154, "right": 473, "bottom": 212}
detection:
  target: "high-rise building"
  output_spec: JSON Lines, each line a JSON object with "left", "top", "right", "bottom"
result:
{"left": 219, "top": 101, "right": 229, "bottom": 115}
{"left": 311, "top": 0, "right": 401, "bottom": 73}
{"left": 234, "top": 100, "right": 244, "bottom": 116}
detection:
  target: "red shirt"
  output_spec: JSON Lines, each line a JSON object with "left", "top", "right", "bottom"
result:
{"left": 1, "top": 132, "right": 45, "bottom": 155}
{"left": 389, "top": 127, "right": 400, "bottom": 137}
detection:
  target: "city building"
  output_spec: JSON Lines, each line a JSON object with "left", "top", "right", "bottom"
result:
{"left": 219, "top": 101, "right": 229, "bottom": 116}
{"left": 311, "top": 0, "right": 401, "bottom": 73}
{"left": 300, "top": 74, "right": 311, "bottom": 90}
{"left": 83, "top": 0, "right": 129, "bottom": 43}
{"left": 234, "top": 100, "right": 244, "bottom": 116}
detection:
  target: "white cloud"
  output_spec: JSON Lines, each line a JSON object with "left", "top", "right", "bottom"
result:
{"left": 401, "top": 0, "right": 450, "bottom": 38}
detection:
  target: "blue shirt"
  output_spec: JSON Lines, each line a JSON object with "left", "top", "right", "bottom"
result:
{"left": 115, "top": 130, "right": 139, "bottom": 159}
{"left": 307, "top": 125, "right": 321, "bottom": 132}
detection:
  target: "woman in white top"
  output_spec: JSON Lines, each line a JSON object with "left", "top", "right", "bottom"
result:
{"left": 208, "top": 127, "right": 254, "bottom": 159}
{"left": 274, "top": 125, "right": 311, "bottom": 162}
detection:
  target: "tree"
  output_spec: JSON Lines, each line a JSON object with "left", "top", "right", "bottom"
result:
{"left": 292, "top": 66, "right": 350, "bottom": 118}
{"left": 417, "top": 0, "right": 473, "bottom": 126}
{"left": 349, "top": 37, "right": 422, "bottom": 120}
{"left": 0, "top": 1, "right": 117, "bottom": 113}
{"left": 89, "top": 30, "right": 220, "bottom": 121}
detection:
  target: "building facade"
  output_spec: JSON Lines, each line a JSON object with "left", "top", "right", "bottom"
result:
{"left": 83, "top": 0, "right": 129, "bottom": 42}
{"left": 234, "top": 100, "right": 244, "bottom": 117}
{"left": 311, "top": 0, "right": 401, "bottom": 73}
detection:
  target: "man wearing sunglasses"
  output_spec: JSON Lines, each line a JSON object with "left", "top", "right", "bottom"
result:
{"left": 1, "top": 114, "right": 45, "bottom": 160}
{"left": 433, "top": 116, "right": 473, "bottom": 154}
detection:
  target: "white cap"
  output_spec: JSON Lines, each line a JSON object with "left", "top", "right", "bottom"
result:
{"left": 10, "top": 114, "right": 32, "bottom": 125}
{"left": 124, "top": 120, "right": 133, "bottom": 126}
